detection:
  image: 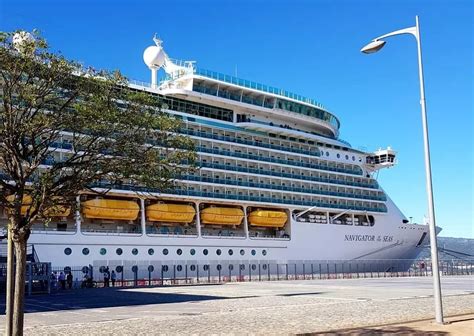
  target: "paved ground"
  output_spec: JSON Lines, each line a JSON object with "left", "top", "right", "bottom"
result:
{"left": 0, "top": 275, "right": 473, "bottom": 335}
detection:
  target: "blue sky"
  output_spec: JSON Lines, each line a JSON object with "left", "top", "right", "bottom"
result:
{"left": 1, "top": 0, "right": 472, "bottom": 238}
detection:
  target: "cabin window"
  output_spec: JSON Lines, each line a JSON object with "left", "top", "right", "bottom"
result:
{"left": 148, "top": 248, "right": 154, "bottom": 256}
{"left": 240, "top": 249, "right": 245, "bottom": 256}
{"left": 99, "top": 248, "right": 107, "bottom": 255}
{"left": 190, "top": 249, "right": 196, "bottom": 255}
{"left": 163, "top": 248, "right": 169, "bottom": 255}
{"left": 177, "top": 249, "right": 183, "bottom": 255}
{"left": 116, "top": 248, "right": 123, "bottom": 256}
{"left": 64, "top": 248, "right": 72, "bottom": 256}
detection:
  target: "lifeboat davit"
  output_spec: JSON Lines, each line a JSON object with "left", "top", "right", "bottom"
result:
{"left": 200, "top": 207, "right": 244, "bottom": 226}
{"left": 249, "top": 210, "right": 287, "bottom": 228}
{"left": 5, "top": 195, "right": 71, "bottom": 217}
{"left": 82, "top": 199, "right": 139, "bottom": 221}
{"left": 146, "top": 203, "right": 196, "bottom": 223}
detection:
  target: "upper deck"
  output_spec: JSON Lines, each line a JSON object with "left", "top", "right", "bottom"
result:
{"left": 142, "top": 38, "right": 340, "bottom": 139}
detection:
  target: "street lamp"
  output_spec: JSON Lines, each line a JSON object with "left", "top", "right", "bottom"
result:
{"left": 361, "top": 16, "right": 444, "bottom": 324}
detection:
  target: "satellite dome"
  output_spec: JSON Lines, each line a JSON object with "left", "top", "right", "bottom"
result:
{"left": 143, "top": 46, "right": 165, "bottom": 68}
{"left": 12, "top": 31, "right": 35, "bottom": 54}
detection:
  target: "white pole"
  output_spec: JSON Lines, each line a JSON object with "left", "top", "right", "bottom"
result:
{"left": 415, "top": 15, "right": 444, "bottom": 324}
{"left": 151, "top": 67, "right": 158, "bottom": 88}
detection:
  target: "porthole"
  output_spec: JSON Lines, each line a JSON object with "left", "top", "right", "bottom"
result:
{"left": 326, "top": 151, "right": 329, "bottom": 156}
{"left": 116, "top": 248, "right": 123, "bottom": 256}
{"left": 352, "top": 156, "right": 355, "bottom": 161}
{"left": 229, "top": 264, "right": 234, "bottom": 271}
{"left": 262, "top": 250, "right": 267, "bottom": 256}
{"left": 132, "top": 248, "right": 138, "bottom": 255}
{"left": 190, "top": 248, "right": 196, "bottom": 255}
{"left": 216, "top": 249, "right": 222, "bottom": 256}
{"left": 177, "top": 248, "right": 183, "bottom": 255}
{"left": 100, "top": 248, "right": 107, "bottom": 255}
{"left": 262, "top": 264, "right": 268, "bottom": 270}
{"left": 116, "top": 265, "right": 123, "bottom": 273}
{"left": 148, "top": 265, "right": 154, "bottom": 272}
{"left": 82, "top": 248, "right": 89, "bottom": 255}
{"left": 240, "top": 264, "right": 246, "bottom": 270}
{"left": 177, "top": 265, "right": 183, "bottom": 272}
{"left": 64, "top": 266, "right": 71, "bottom": 272}
{"left": 203, "top": 264, "right": 209, "bottom": 271}
{"left": 162, "top": 265, "right": 169, "bottom": 272}
{"left": 345, "top": 155, "right": 349, "bottom": 160}
{"left": 337, "top": 153, "right": 340, "bottom": 158}
{"left": 251, "top": 264, "right": 257, "bottom": 271}
{"left": 132, "top": 265, "right": 138, "bottom": 272}
{"left": 203, "top": 249, "right": 208, "bottom": 256}
{"left": 190, "top": 265, "right": 196, "bottom": 271}
{"left": 217, "top": 264, "right": 222, "bottom": 271}
{"left": 64, "top": 248, "right": 72, "bottom": 255}
{"left": 251, "top": 249, "right": 256, "bottom": 256}
{"left": 163, "top": 248, "right": 169, "bottom": 255}
{"left": 228, "top": 249, "right": 233, "bottom": 256}
{"left": 240, "top": 249, "right": 245, "bottom": 256}
{"left": 148, "top": 248, "right": 154, "bottom": 256}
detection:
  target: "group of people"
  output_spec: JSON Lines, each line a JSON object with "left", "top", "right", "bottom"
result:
{"left": 102, "top": 267, "right": 117, "bottom": 287}
{"left": 51, "top": 271, "right": 73, "bottom": 290}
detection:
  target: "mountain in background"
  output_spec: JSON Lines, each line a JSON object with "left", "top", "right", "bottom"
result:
{"left": 419, "top": 236, "right": 473, "bottom": 260}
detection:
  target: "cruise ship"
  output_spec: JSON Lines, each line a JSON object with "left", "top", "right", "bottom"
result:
{"left": 1, "top": 37, "right": 431, "bottom": 276}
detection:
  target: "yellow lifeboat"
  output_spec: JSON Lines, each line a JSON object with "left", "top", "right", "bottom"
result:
{"left": 146, "top": 203, "right": 196, "bottom": 223}
{"left": 5, "top": 195, "right": 70, "bottom": 217}
{"left": 249, "top": 210, "right": 288, "bottom": 228}
{"left": 82, "top": 199, "right": 139, "bottom": 221}
{"left": 200, "top": 207, "right": 244, "bottom": 226}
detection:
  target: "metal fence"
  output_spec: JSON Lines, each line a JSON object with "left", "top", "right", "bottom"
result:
{"left": 1, "top": 258, "right": 472, "bottom": 294}
{"left": 45, "top": 258, "right": 474, "bottom": 290}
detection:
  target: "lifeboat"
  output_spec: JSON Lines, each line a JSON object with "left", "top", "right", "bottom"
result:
{"left": 5, "top": 195, "right": 70, "bottom": 217}
{"left": 200, "top": 207, "right": 244, "bottom": 226}
{"left": 146, "top": 203, "right": 196, "bottom": 223}
{"left": 82, "top": 199, "right": 139, "bottom": 221}
{"left": 249, "top": 210, "right": 288, "bottom": 228}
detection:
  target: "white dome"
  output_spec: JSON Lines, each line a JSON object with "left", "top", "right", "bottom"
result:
{"left": 12, "top": 31, "right": 35, "bottom": 54}
{"left": 143, "top": 46, "right": 165, "bottom": 68}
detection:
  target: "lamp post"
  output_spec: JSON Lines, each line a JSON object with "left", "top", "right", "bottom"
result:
{"left": 361, "top": 16, "right": 444, "bottom": 324}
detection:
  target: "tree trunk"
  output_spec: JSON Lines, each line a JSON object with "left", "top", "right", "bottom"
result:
{"left": 5, "top": 225, "right": 15, "bottom": 336}
{"left": 12, "top": 239, "right": 27, "bottom": 336}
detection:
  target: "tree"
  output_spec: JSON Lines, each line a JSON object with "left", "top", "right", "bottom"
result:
{"left": 0, "top": 30, "right": 196, "bottom": 335}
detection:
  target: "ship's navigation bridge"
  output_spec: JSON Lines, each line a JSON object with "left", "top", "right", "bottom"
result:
{"left": 365, "top": 147, "right": 396, "bottom": 172}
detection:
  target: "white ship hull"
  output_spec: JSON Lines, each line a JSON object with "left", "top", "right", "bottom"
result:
{"left": 26, "top": 197, "right": 430, "bottom": 272}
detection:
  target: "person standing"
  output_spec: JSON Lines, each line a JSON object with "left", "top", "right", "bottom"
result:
{"left": 58, "top": 272, "right": 66, "bottom": 290}
{"left": 103, "top": 268, "right": 110, "bottom": 287}
{"left": 111, "top": 270, "right": 117, "bottom": 287}
{"left": 66, "top": 271, "right": 73, "bottom": 289}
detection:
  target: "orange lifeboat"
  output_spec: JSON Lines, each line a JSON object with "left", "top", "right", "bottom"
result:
{"left": 146, "top": 203, "right": 196, "bottom": 223}
{"left": 200, "top": 207, "right": 244, "bottom": 226}
{"left": 5, "top": 195, "right": 70, "bottom": 217}
{"left": 249, "top": 209, "right": 287, "bottom": 228}
{"left": 82, "top": 199, "right": 139, "bottom": 221}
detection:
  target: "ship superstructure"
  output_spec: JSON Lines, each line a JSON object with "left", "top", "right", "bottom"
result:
{"left": 0, "top": 38, "right": 430, "bottom": 275}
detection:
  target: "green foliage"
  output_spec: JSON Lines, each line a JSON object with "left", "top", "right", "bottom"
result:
{"left": 0, "top": 30, "right": 197, "bottom": 235}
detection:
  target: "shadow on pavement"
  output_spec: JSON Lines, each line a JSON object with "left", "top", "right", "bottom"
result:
{"left": 0, "top": 287, "right": 228, "bottom": 314}
{"left": 305, "top": 327, "right": 449, "bottom": 335}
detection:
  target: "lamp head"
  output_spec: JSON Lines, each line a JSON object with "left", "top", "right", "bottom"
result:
{"left": 361, "top": 40, "right": 386, "bottom": 54}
